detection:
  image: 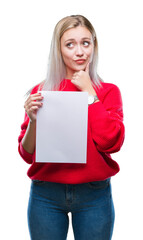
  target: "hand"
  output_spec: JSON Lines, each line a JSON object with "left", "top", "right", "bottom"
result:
{"left": 71, "top": 63, "right": 96, "bottom": 95}
{"left": 24, "top": 93, "right": 43, "bottom": 122}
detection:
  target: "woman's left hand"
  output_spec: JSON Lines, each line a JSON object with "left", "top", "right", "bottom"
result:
{"left": 71, "top": 63, "right": 96, "bottom": 95}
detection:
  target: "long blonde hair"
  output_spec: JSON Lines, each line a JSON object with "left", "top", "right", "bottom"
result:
{"left": 41, "top": 15, "right": 101, "bottom": 91}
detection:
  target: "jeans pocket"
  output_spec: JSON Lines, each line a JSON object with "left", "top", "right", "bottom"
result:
{"left": 88, "top": 178, "right": 110, "bottom": 190}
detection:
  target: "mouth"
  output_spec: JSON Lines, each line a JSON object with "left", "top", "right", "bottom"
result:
{"left": 75, "top": 59, "right": 86, "bottom": 64}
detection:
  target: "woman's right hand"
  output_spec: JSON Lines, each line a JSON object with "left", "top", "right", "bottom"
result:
{"left": 24, "top": 92, "right": 43, "bottom": 122}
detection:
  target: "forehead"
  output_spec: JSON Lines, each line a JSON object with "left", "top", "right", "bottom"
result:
{"left": 61, "top": 26, "right": 92, "bottom": 41}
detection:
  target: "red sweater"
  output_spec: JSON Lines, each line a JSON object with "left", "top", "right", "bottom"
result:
{"left": 18, "top": 79, "right": 125, "bottom": 184}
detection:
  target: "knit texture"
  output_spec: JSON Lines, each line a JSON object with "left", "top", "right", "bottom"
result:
{"left": 18, "top": 79, "right": 125, "bottom": 184}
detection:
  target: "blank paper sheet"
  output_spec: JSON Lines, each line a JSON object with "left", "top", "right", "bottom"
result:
{"left": 36, "top": 91, "right": 88, "bottom": 163}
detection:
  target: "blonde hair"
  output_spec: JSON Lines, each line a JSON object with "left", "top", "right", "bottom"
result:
{"left": 42, "top": 15, "right": 101, "bottom": 91}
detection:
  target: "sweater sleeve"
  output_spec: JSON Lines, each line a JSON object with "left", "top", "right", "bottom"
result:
{"left": 88, "top": 84, "right": 125, "bottom": 153}
{"left": 18, "top": 112, "right": 33, "bottom": 164}
{"left": 18, "top": 84, "right": 40, "bottom": 164}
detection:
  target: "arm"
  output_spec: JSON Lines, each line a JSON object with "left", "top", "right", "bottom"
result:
{"left": 18, "top": 113, "right": 34, "bottom": 164}
{"left": 21, "top": 120, "right": 36, "bottom": 154}
{"left": 70, "top": 64, "right": 125, "bottom": 154}
{"left": 18, "top": 91, "right": 43, "bottom": 163}
{"left": 88, "top": 84, "right": 125, "bottom": 153}
{"left": 22, "top": 93, "right": 43, "bottom": 154}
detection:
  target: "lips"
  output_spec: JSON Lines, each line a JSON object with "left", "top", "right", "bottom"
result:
{"left": 75, "top": 59, "right": 86, "bottom": 64}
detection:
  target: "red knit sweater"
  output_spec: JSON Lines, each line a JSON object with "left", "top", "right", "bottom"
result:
{"left": 18, "top": 79, "right": 125, "bottom": 184}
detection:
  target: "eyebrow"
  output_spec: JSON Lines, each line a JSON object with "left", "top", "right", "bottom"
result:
{"left": 65, "top": 37, "right": 92, "bottom": 43}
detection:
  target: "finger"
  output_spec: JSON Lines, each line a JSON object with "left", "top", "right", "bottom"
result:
{"left": 24, "top": 101, "right": 43, "bottom": 110}
{"left": 30, "top": 94, "right": 43, "bottom": 101}
{"left": 26, "top": 95, "right": 43, "bottom": 104}
{"left": 73, "top": 71, "right": 80, "bottom": 76}
{"left": 71, "top": 79, "right": 78, "bottom": 85}
{"left": 29, "top": 101, "right": 43, "bottom": 108}
{"left": 85, "top": 62, "right": 90, "bottom": 72}
{"left": 29, "top": 105, "right": 41, "bottom": 111}
{"left": 27, "top": 92, "right": 42, "bottom": 100}
{"left": 31, "top": 92, "right": 42, "bottom": 96}
{"left": 72, "top": 75, "right": 78, "bottom": 80}
{"left": 25, "top": 105, "right": 42, "bottom": 117}
{"left": 26, "top": 106, "right": 39, "bottom": 117}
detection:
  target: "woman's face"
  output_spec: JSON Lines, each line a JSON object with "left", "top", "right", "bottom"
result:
{"left": 60, "top": 26, "right": 94, "bottom": 79}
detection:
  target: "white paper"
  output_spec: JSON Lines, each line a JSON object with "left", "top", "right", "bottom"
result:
{"left": 36, "top": 91, "right": 88, "bottom": 163}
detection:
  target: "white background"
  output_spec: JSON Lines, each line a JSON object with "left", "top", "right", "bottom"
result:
{"left": 0, "top": 0, "right": 143, "bottom": 239}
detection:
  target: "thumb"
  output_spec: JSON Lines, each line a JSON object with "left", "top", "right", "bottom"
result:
{"left": 85, "top": 62, "right": 90, "bottom": 72}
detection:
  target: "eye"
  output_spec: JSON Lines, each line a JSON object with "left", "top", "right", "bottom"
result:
{"left": 66, "top": 42, "right": 74, "bottom": 48}
{"left": 83, "top": 41, "right": 90, "bottom": 46}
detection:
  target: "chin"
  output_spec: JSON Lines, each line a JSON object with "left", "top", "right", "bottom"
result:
{"left": 75, "top": 66, "right": 85, "bottom": 71}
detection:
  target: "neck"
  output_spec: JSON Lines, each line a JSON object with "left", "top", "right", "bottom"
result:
{"left": 66, "top": 69, "right": 75, "bottom": 79}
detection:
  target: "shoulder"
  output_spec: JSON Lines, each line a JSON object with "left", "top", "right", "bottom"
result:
{"left": 96, "top": 81, "right": 122, "bottom": 100}
{"left": 30, "top": 81, "right": 44, "bottom": 94}
{"left": 94, "top": 81, "right": 123, "bottom": 106}
{"left": 99, "top": 81, "right": 120, "bottom": 92}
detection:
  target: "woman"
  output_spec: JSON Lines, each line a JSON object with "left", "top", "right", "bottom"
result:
{"left": 18, "top": 15, "right": 125, "bottom": 240}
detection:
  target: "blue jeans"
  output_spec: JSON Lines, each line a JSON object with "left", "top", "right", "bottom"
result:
{"left": 28, "top": 179, "right": 115, "bottom": 240}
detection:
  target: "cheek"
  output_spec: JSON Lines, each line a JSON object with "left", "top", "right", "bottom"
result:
{"left": 62, "top": 55, "right": 71, "bottom": 66}
{"left": 86, "top": 48, "right": 94, "bottom": 61}
{"left": 86, "top": 46, "right": 93, "bottom": 56}
{"left": 62, "top": 50, "right": 73, "bottom": 63}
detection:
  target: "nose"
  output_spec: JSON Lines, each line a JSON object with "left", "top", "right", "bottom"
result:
{"left": 76, "top": 44, "right": 84, "bottom": 56}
